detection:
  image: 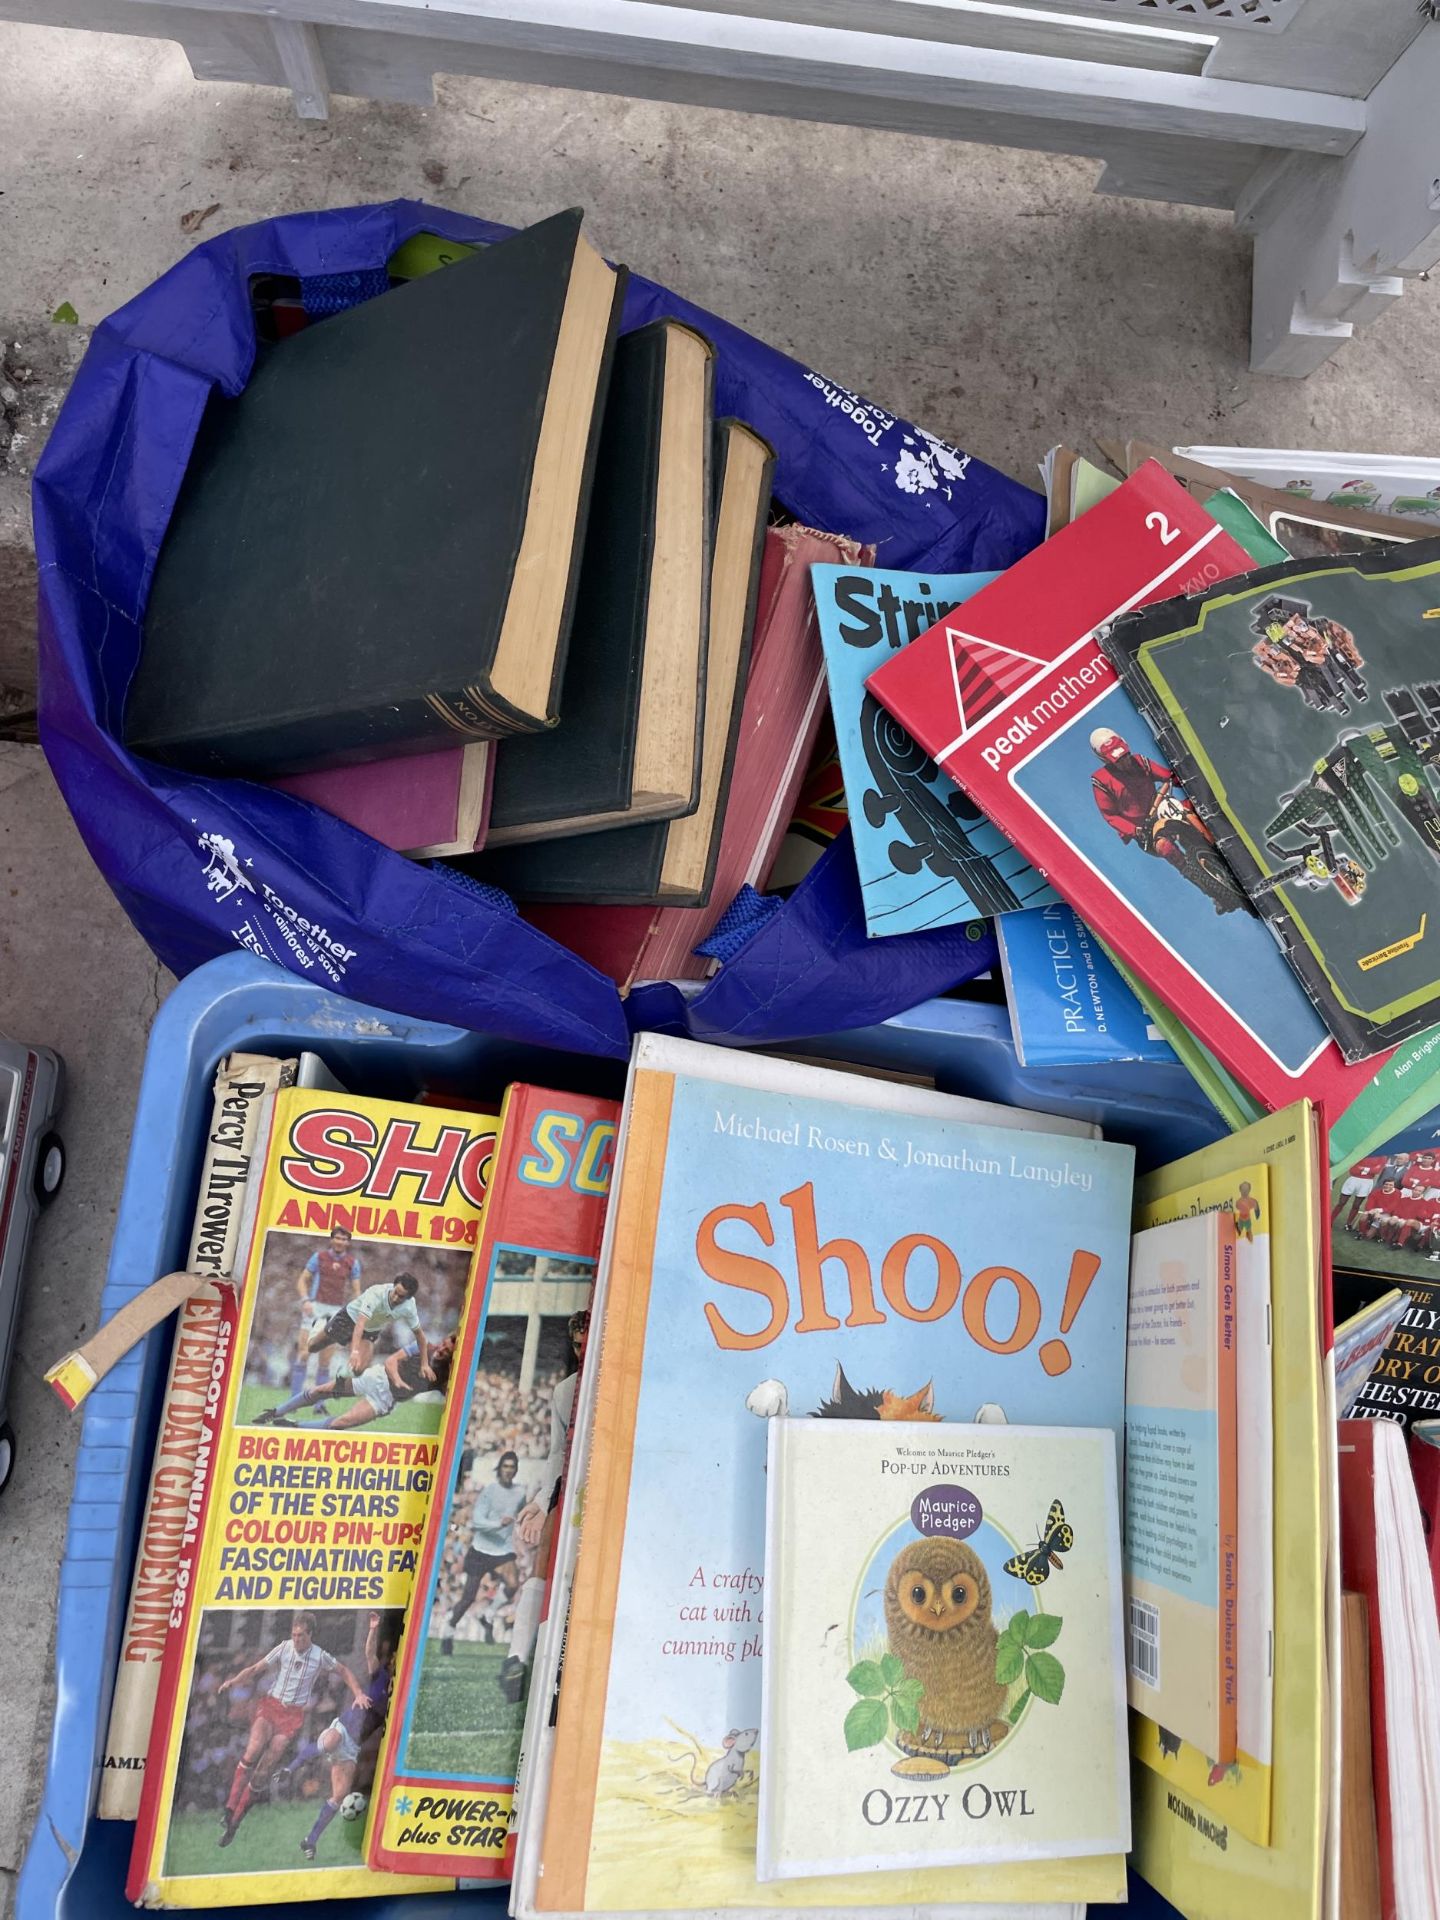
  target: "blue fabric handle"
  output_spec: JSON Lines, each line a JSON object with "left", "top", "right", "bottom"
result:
{"left": 34, "top": 201, "right": 1036, "bottom": 1057}
{"left": 632, "top": 832, "right": 999, "bottom": 1043}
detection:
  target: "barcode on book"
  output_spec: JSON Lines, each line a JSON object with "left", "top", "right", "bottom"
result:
{"left": 1128, "top": 1598, "right": 1160, "bottom": 1688}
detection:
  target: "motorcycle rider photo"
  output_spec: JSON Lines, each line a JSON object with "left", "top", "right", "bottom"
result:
{"left": 1089, "top": 726, "right": 1252, "bottom": 916}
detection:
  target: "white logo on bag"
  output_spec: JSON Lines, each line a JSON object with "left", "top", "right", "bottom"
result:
{"left": 190, "top": 819, "right": 357, "bottom": 986}
{"left": 894, "top": 428, "right": 971, "bottom": 500}
{"left": 197, "top": 831, "right": 255, "bottom": 903}
{"left": 798, "top": 373, "right": 973, "bottom": 502}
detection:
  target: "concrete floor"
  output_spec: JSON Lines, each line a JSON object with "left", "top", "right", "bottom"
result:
{"left": 2, "top": 16, "right": 1440, "bottom": 1911}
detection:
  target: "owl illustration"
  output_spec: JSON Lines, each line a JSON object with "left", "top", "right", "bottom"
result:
{"left": 883, "top": 1537, "right": 1010, "bottom": 1776}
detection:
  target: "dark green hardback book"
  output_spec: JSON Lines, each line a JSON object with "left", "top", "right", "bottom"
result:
{"left": 467, "top": 416, "right": 774, "bottom": 905}
{"left": 484, "top": 319, "right": 716, "bottom": 845}
{"left": 126, "top": 208, "right": 627, "bottom": 776}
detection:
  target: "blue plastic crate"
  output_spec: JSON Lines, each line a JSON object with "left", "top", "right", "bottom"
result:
{"left": 18, "top": 953, "right": 1218, "bottom": 1920}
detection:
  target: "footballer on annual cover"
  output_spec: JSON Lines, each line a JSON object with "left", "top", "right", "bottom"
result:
{"left": 368, "top": 1086, "right": 618, "bottom": 1880}
{"left": 126, "top": 1089, "right": 498, "bottom": 1908}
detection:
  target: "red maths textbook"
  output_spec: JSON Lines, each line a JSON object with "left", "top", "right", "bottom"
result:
{"left": 867, "top": 462, "right": 1392, "bottom": 1123}
{"left": 274, "top": 740, "right": 493, "bottom": 857}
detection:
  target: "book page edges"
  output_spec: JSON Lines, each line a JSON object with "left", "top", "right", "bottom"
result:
{"left": 538, "top": 1069, "right": 676, "bottom": 1910}
{"left": 491, "top": 236, "right": 622, "bottom": 726}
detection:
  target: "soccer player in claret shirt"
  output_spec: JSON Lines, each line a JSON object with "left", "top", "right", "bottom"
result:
{"left": 214, "top": 1613, "right": 368, "bottom": 1847}
{"left": 292, "top": 1227, "right": 362, "bottom": 1394}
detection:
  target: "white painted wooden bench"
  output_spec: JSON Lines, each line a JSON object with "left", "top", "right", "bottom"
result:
{"left": 6, "top": 0, "right": 1438, "bottom": 375}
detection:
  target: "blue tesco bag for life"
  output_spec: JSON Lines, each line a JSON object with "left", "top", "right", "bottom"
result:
{"left": 34, "top": 201, "right": 1044, "bottom": 1058}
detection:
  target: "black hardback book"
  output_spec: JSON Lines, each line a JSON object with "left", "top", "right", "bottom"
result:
{"left": 480, "top": 809, "right": 691, "bottom": 905}
{"left": 469, "top": 417, "right": 774, "bottom": 906}
{"left": 126, "top": 208, "right": 627, "bottom": 777}
{"left": 484, "top": 319, "right": 714, "bottom": 844}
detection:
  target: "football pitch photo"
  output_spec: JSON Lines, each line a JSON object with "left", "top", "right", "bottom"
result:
{"left": 162, "top": 1798, "right": 366, "bottom": 1879}
{"left": 1331, "top": 1225, "right": 1437, "bottom": 1286}
{"left": 235, "top": 1384, "right": 444, "bottom": 1436}
{"left": 406, "top": 1640, "right": 527, "bottom": 1780}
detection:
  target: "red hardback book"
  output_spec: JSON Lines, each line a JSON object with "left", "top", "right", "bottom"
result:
{"left": 368, "top": 1086, "right": 619, "bottom": 1881}
{"left": 531, "top": 524, "right": 869, "bottom": 988}
{"left": 867, "top": 462, "right": 1391, "bottom": 1122}
{"left": 273, "top": 740, "right": 493, "bottom": 858}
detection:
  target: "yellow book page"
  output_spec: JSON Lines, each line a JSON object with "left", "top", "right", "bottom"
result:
{"left": 539, "top": 1067, "right": 1125, "bottom": 1913}
{"left": 1130, "top": 1107, "right": 1327, "bottom": 1920}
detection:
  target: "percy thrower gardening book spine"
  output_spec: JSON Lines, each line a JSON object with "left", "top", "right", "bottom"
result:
{"left": 100, "top": 1052, "right": 298, "bottom": 1820}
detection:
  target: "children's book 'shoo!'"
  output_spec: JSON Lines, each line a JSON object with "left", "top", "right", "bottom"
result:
{"left": 809, "top": 563, "right": 1058, "bottom": 933}
{"left": 530, "top": 1034, "right": 1135, "bottom": 1913}
{"left": 1103, "top": 538, "right": 1440, "bottom": 1065}
{"left": 866, "top": 465, "right": 1440, "bottom": 1145}
{"left": 758, "top": 1420, "right": 1128, "bottom": 1881}
{"left": 127, "top": 1088, "right": 498, "bottom": 1909}
{"left": 369, "top": 1085, "right": 618, "bottom": 1881}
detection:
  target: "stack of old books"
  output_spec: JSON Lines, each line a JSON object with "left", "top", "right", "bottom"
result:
{"left": 120, "top": 284, "right": 1440, "bottom": 1920}
{"left": 124, "top": 209, "right": 850, "bottom": 936}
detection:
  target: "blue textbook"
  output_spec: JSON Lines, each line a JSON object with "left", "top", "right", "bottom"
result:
{"left": 531, "top": 1035, "right": 1137, "bottom": 1914}
{"left": 998, "top": 902, "right": 1179, "bottom": 1068}
{"left": 811, "top": 564, "right": 1059, "bottom": 936}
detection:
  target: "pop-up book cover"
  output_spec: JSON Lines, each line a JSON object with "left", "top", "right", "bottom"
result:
{"left": 759, "top": 1420, "right": 1128, "bottom": 1881}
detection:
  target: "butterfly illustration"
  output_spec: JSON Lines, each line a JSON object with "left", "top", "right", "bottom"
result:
{"left": 1003, "top": 1499, "right": 1074, "bottom": 1585}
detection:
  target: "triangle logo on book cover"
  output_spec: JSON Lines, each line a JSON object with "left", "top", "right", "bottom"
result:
{"left": 943, "top": 627, "right": 1049, "bottom": 741}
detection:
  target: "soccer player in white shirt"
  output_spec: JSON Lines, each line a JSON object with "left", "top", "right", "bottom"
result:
{"left": 440, "top": 1451, "right": 527, "bottom": 1656}
{"left": 501, "top": 1308, "right": 589, "bottom": 1701}
{"left": 214, "top": 1612, "right": 367, "bottom": 1847}
{"left": 304, "top": 1272, "right": 434, "bottom": 1385}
